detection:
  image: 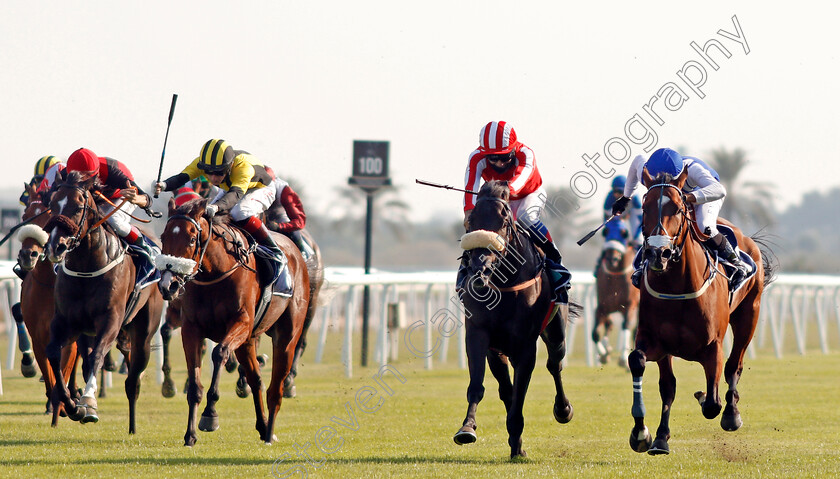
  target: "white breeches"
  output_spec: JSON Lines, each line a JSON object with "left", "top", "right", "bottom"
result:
{"left": 211, "top": 181, "right": 276, "bottom": 222}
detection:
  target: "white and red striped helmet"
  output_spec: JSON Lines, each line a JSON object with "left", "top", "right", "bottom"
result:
{"left": 478, "top": 121, "right": 518, "bottom": 154}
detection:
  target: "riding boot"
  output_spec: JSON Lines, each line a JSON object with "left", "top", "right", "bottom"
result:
{"left": 708, "top": 233, "right": 749, "bottom": 288}
{"left": 11, "top": 302, "right": 35, "bottom": 376}
{"left": 12, "top": 262, "right": 27, "bottom": 281}
{"left": 289, "top": 230, "right": 314, "bottom": 260}
{"left": 631, "top": 265, "right": 644, "bottom": 289}
{"left": 526, "top": 222, "right": 571, "bottom": 304}
{"left": 125, "top": 226, "right": 156, "bottom": 259}
{"left": 239, "top": 217, "right": 285, "bottom": 263}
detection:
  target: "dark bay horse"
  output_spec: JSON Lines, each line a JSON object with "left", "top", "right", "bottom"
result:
{"left": 593, "top": 216, "right": 638, "bottom": 367}
{"left": 44, "top": 173, "right": 164, "bottom": 433}
{"left": 16, "top": 184, "right": 81, "bottom": 413}
{"left": 628, "top": 168, "right": 773, "bottom": 455}
{"left": 453, "top": 180, "right": 574, "bottom": 459}
{"left": 156, "top": 199, "right": 309, "bottom": 445}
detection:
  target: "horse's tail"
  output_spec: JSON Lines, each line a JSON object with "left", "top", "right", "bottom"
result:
{"left": 567, "top": 299, "right": 583, "bottom": 325}
{"left": 751, "top": 229, "right": 780, "bottom": 288}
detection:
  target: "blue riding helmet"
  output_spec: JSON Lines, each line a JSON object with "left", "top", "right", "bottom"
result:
{"left": 611, "top": 175, "right": 626, "bottom": 191}
{"left": 645, "top": 148, "right": 684, "bottom": 178}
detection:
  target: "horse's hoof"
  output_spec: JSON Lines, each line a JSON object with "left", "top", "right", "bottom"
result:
{"left": 161, "top": 378, "right": 176, "bottom": 398}
{"left": 647, "top": 437, "right": 670, "bottom": 455}
{"left": 224, "top": 357, "right": 238, "bottom": 373}
{"left": 453, "top": 426, "right": 477, "bottom": 445}
{"left": 184, "top": 435, "right": 197, "bottom": 447}
{"left": 721, "top": 405, "right": 743, "bottom": 431}
{"left": 21, "top": 354, "right": 37, "bottom": 378}
{"left": 264, "top": 434, "right": 278, "bottom": 445}
{"left": 510, "top": 450, "right": 527, "bottom": 460}
{"left": 283, "top": 385, "right": 296, "bottom": 398}
{"left": 81, "top": 407, "right": 99, "bottom": 424}
{"left": 68, "top": 405, "right": 86, "bottom": 422}
{"left": 694, "top": 391, "right": 706, "bottom": 405}
{"left": 257, "top": 354, "right": 268, "bottom": 368}
{"left": 553, "top": 401, "right": 573, "bottom": 424}
{"left": 629, "top": 426, "right": 652, "bottom": 453}
{"left": 235, "top": 380, "right": 251, "bottom": 398}
{"left": 617, "top": 355, "right": 629, "bottom": 369}
{"left": 198, "top": 415, "right": 220, "bottom": 432}
{"left": 598, "top": 354, "right": 610, "bottom": 365}
{"left": 103, "top": 354, "right": 116, "bottom": 372}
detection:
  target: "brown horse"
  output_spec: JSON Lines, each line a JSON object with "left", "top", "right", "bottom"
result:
{"left": 15, "top": 183, "right": 81, "bottom": 413}
{"left": 44, "top": 173, "right": 164, "bottom": 433}
{"left": 593, "top": 216, "right": 638, "bottom": 367}
{"left": 453, "top": 180, "right": 574, "bottom": 459}
{"left": 156, "top": 198, "right": 309, "bottom": 445}
{"left": 628, "top": 168, "right": 774, "bottom": 455}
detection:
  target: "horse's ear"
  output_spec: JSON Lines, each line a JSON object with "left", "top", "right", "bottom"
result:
{"left": 168, "top": 197, "right": 177, "bottom": 216}
{"left": 194, "top": 199, "right": 206, "bottom": 218}
{"left": 641, "top": 168, "right": 654, "bottom": 188}
{"left": 675, "top": 167, "right": 689, "bottom": 189}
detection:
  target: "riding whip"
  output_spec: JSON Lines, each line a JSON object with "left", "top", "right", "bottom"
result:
{"left": 415, "top": 179, "right": 478, "bottom": 195}
{"left": 154, "top": 93, "right": 178, "bottom": 199}
{"left": 0, "top": 209, "right": 50, "bottom": 247}
{"left": 576, "top": 213, "right": 618, "bottom": 246}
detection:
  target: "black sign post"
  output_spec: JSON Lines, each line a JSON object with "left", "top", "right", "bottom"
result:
{"left": 348, "top": 140, "right": 391, "bottom": 367}
{"left": 1, "top": 208, "right": 21, "bottom": 260}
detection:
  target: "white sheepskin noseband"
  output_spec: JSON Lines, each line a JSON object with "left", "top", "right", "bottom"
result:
{"left": 460, "top": 230, "right": 506, "bottom": 252}
{"left": 603, "top": 240, "right": 626, "bottom": 254}
{"left": 16, "top": 224, "right": 49, "bottom": 247}
{"left": 155, "top": 254, "right": 197, "bottom": 275}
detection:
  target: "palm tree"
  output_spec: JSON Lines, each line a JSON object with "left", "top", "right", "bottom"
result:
{"left": 326, "top": 184, "right": 411, "bottom": 241}
{"left": 708, "top": 147, "right": 776, "bottom": 230}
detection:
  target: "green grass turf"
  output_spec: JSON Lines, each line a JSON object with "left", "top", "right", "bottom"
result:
{"left": 1, "top": 332, "right": 839, "bottom": 478}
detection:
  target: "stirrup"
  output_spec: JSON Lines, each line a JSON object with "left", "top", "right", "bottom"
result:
{"left": 631, "top": 268, "right": 643, "bottom": 288}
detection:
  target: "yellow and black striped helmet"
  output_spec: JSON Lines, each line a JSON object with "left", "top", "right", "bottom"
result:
{"left": 33, "top": 155, "right": 60, "bottom": 177}
{"left": 197, "top": 139, "right": 234, "bottom": 173}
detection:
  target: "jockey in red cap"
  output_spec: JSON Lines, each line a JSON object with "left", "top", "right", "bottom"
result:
{"left": 65, "top": 147, "right": 157, "bottom": 258}
{"left": 460, "top": 121, "right": 571, "bottom": 305}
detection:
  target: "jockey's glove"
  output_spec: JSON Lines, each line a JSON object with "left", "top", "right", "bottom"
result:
{"left": 205, "top": 204, "right": 218, "bottom": 218}
{"left": 612, "top": 196, "right": 630, "bottom": 216}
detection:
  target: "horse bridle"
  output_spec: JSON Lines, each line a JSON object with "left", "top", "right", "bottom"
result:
{"left": 644, "top": 183, "right": 691, "bottom": 263}
{"left": 164, "top": 214, "right": 213, "bottom": 284}
{"left": 466, "top": 196, "right": 534, "bottom": 285}
{"left": 48, "top": 184, "right": 93, "bottom": 252}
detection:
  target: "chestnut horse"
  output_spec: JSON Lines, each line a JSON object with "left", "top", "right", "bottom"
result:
{"left": 628, "top": 168, "right": 774, "bottom": 455}
{"left": 44, "top": 173, "right": 164, "bottom": 433}
{"left": 453, "top": 180, "right": 574, "bottom": 459}
{"left": 156, "top": 198, "right": 309, "bottom": 446}
{"left": 15, "top": 183, "right": 81, "bottom": 413}
{"left": 592, "top": 216, "right": 638, "bottom": 367}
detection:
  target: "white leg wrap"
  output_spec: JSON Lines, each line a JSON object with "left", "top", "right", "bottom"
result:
{"left": 83, "top": 375, "right": 98, "bottom": 398}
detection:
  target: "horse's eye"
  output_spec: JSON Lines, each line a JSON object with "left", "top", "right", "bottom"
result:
{"left": 189, "top": 237, "right": 197, "bottom": 246}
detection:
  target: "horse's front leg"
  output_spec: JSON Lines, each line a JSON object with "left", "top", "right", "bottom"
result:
{"left": 541, "top": 312, "right": 573, "bottom": 424}
{"left": 627, "top": 347, "right": 653, "bottom": 453}
{"left": 182, "top": 324, "right": 204, "bottom": 446}
{"left": 617, "top": 310, "right": 636, "bottom": 369}
{"left": 649, "top": 356, "right": 675, "bottom": 455}
{"left": 233, "top": 339, "right": 267, "bottom": 441}
{"left": 507, "top": 343, "right": 537, "bottom": 459}
{"left": 592, "top": 306, "right": 613, "bottom": 365}
{"left": 487, "top": 351, "right": 512, "bottom": 413}
{"left": 160, "top": 320, "right": 176, "bottom": 398}
{"left": 46, "top": 316, "right": 83, "bottom": 426}
{"left": 76, "top": 318, "right": 122, "bottom": 424}
{"left": 200, "top": 318, "right": 250, "bottom": 433}
{"left": 694, "top": 342, "right": 724, "bottom": 420}
{"left": 453, "top": 327, "right": 490, "bottom": 446}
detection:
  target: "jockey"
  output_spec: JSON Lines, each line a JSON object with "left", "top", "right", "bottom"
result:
{"left": 173, "top": 182, "right": 203, "bottom": 207}
{"left": 612, "top": 148, "right": 750, "bottom": 288}
{"left": 460, "top": 121, "right": 571, "bottom": 304}
{"left": 64, "top": 148, "right": 158, "bottom": 259}
{"left": 593, "top": 175, "right": 642, "bottom": 277}
{"left": 154, "top": 139, "right": 284, "bottom": 262}
{"left": 19, "top": 156, "right": 63, "bottom": 205}
{"left": 264, "top": 175, "right": 315, "bottom": 260}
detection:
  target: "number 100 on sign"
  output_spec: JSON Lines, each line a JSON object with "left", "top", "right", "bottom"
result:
{"left": 352, "top": 140, "right": 389, "bottom": 178}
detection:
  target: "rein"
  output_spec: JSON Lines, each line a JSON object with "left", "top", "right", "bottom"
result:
{"left": 163, "top": 214, "right": 254, "bottom": 285}
{"left": 93, "top": 190, "right": 153, "bottom": 223}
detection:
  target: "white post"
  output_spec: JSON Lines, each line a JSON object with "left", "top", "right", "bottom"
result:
{"left": 344, "top": 286, "right": 356, "bottom": 378}
{"left": 315, "top": 301, "right": 331, "bottom": 364}
{"left": 424, "top": 284, "right": 434, "bottom": 370}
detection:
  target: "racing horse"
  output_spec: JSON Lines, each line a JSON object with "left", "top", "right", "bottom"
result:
{"left": 156, "top": 198, "right": 309, "bottom": 445}
{"left": 15, "top": 183, "right": 81, "bottom": 413}
{"left": 43, "top": 172, "right": 164, "bottom": 433}
{"left": 628, "top": 167, "right": 773, "bottom": 454}
{"left": 453, "top": 180, "right": 574, "bottom": 458}
{"left": 592, "top": 216, "right": 638, "bottom": 367}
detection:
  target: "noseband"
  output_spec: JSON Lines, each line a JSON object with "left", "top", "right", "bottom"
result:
{"left": 162, "top": 214, "right": 212, "bottom": 283}
{"left": 46, "top": 185, "right": 92, "bottom": 252}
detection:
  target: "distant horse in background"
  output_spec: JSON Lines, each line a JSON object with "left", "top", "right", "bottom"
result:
{"left": 44, "top": 173, "right": 164, "bottom": 433}
{"left": 157, "top": 198, "right": 310, "bottom": 445}
{"left": 592, "top": 216, "right": 638, "bottom": 367}
{"left": 15, "top": 183, "right": 81, "bottom": 413}
{"left": 453, "top": 180, "right": 575, "bottom": 459}
{"left": 628, "top": 168, "right": 774, "bottom": 455}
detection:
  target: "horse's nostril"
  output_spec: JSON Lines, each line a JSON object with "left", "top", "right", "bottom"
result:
{"left": 29, "top": 250, "right": 39, "bottom": 258}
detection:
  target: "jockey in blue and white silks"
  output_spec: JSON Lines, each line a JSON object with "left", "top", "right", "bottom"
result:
{"left": 594, "top": 175, "right": 641, "bottom": 277}
{"left": 612, "top": 148, "right": 749, "bottom": 287}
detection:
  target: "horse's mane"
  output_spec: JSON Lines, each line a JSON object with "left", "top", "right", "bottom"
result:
{"left": 477, "top": 180, "right": 510, "bottom": 202}
{"left": 61, "top": 171, "right": 102, "bottom": 192}
{"left": 174, "top": 198, "right": 233, "bottom": 226}
{"left": 650, "top": 172, "right": 677, "bottom": 186}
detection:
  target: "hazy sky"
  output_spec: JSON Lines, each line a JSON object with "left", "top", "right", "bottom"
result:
{"left": 1, "top": 2, "right": 837, "bottom": 222}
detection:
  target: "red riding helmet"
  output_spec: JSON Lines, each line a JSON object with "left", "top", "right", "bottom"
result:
{"left": 67, "top": 148, "right": 101, "bottom": 179}
{"left": 478, "top": 121, "right": 518, "bottom": 154}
